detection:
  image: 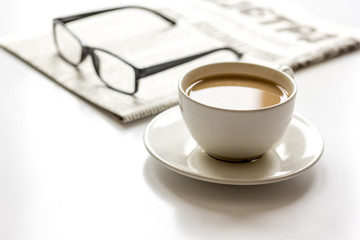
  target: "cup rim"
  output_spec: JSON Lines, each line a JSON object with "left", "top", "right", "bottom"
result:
{"left": 178, "top": 61, "right": 297, "bottom": 112}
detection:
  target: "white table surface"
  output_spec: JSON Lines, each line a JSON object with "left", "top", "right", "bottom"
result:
{"left": 1, "top": 0, "right": 359, "bottom": 239}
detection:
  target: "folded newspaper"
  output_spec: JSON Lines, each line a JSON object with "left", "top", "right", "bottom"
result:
{"left": 1, "top": 0, "right": 359, "bottom": 122}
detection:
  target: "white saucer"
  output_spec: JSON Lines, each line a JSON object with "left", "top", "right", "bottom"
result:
{"left": 144, "top": 106, "right": 324, "bottom": 185}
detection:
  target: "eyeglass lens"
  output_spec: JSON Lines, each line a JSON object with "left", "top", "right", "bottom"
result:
{"left": 54, "top": 23, "right": 137, "bottom": 94}
{"left": 93, "top": 49, "right": 136, "bottom": 94}
{"left": 54, "top": 23, "right": 83, "bottom": 65}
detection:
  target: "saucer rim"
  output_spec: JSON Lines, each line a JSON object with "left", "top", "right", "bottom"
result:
{"left": 144, "top": 106, "right": 324, "bottom": 185}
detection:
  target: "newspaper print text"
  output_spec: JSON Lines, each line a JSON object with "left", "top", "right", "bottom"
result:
{"left": 207, "top": 0, "right": 337, "bottom": 43}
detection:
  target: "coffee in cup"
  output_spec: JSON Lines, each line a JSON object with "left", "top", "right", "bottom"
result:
{"left": 185, "top": 74, "right": 289, "bottom": 110}
{"left": 178, "top": 62, "right": 296, "bottom": 162}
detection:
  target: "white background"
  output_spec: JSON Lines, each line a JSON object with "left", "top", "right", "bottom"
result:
{"left": 1, "top": 0, "right": 360, "bottom": 239}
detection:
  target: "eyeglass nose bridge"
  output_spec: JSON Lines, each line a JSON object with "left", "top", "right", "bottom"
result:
{"left": 86, "top": 48, "right": 101, "bottom": 76}
{"left": 77, "top": 45, "right": 92, "bottom": 64}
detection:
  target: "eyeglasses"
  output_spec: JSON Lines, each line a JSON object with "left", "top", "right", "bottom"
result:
{"left": 53, "top": 6, "right": 242, "bottom": 95}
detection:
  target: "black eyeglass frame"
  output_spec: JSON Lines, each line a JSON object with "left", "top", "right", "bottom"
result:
{"left": 53, "top": 5, "right": 242, "bottom": 95}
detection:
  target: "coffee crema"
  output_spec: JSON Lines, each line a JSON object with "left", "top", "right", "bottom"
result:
{"left": 186, "top": 74, "right": 289, "bottom": 110}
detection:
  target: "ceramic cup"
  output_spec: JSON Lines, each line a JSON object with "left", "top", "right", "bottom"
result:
{"left": 178, "top": 62, "right": 297, "bottom": 162}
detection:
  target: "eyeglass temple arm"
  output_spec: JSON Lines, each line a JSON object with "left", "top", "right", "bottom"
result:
{"left": 54, "top": 5, "right": 176, "bottom": 25}
{"left": 138, "top": 47, "right": 243, "bottom": 78}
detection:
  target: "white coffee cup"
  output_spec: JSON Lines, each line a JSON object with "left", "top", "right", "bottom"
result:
{"left": 178, "top": 62, "right": 297, "bottom": 162}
